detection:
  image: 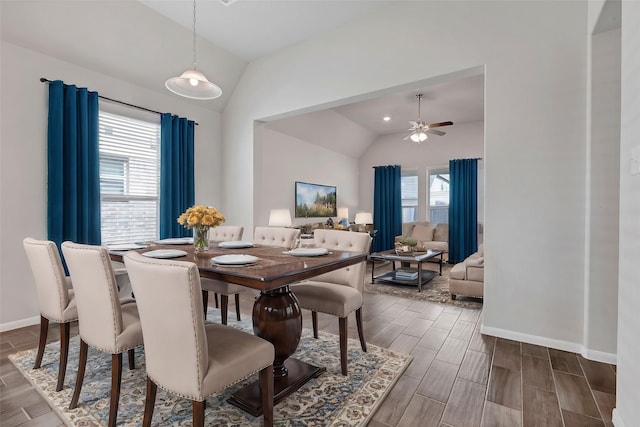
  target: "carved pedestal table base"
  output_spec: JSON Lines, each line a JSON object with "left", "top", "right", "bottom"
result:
{"left": 227, "top": 285, "right": 325, "bottom": 416}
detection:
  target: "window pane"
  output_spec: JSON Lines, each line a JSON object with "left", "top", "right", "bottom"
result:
{"left": 401, "top": 171, "right": 418, "bottom": 223}
{"left": 99, "top": 112, "right": 160, "bottom": 245}
{"left": 429, "top": 171, "right": 449, "bottom": 224}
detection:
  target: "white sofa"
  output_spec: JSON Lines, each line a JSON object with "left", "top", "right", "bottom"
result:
{"left": 395, "top": 221, "right": 449, "bottom": 261}
{"left": 449, "top": 244, "right": 484, "bottom": 300}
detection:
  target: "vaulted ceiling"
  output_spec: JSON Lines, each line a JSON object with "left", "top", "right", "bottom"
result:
{"left": 1, "top": 0, "right": 484, "bottom": 157}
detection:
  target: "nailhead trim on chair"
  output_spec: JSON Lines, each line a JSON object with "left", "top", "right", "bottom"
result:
{"left": 147, "top": 361, "right": 273, "bottom": 402}
{"left": 299, "top": 306, "right": 357, "bottom": 317}
{"left": 85, "top": 341, "right": 140, "bottom": 355}
{"left": 124, "top": 254, "right": 273, "bottom": 402}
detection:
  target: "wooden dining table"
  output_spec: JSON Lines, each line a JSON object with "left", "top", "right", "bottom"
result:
{"left": 110, "top": 241, "right": 367, "bottom": 416}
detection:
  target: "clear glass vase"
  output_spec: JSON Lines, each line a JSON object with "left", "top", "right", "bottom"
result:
{"left": 193, "top": 226, "right": 210, "bottom": 252}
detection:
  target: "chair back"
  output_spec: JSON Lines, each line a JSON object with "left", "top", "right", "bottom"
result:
{"left": 312, "top": 229, "right": 371, "bottom": 292}
{"left": 23, "top": 238, "right": 73, "bottom": 322}
{"left": 210, "top": 225, "right": 244, "bottom": 242}
{"left": 124, "top": 252, "right": 208, "bottom": 398}
{"left": 253, "top": 226, "right": 300, "bottom": 248}
{"left": 61, "top": 242, "right": 124, "bottom": 352}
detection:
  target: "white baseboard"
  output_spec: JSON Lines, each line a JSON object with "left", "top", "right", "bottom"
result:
{"left": 0, "top": 315, "right": 40, "bottom": 332}
{"left": 582, "top": 347, "right": 617, "bottom": 365}
{"left": 480, "top": 325, "right": 617, "bottom": 365}
{"left": 612, "top": 408, "right": 626, "bottom": 427}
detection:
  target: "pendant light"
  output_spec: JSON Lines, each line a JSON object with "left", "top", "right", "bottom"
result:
{"left": 165, "top": 0, "right": 222, "bottom": 100}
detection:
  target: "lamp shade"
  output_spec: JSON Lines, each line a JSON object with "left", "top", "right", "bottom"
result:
{"left": 410, "top": 131, "right": 428, "bottom": 143}
{"left": 268, "top": 209, "right": 292, "bottom": 227}
{"left": 354, "top": 212, "right": 373, "bottom": 224}
{"left": 165, "top": 69, "right": 223, "bottom": 100}
{"left": 337, "top": 207, "right": 349, "bottom": 221}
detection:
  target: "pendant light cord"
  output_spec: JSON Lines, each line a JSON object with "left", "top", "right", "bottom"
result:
{"left": 192, "top": 0, "right": 197, "bottom": 70}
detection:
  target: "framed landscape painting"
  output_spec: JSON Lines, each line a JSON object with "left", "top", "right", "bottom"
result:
{"left": 295, "top": 181, "right": 337, "bottom": 218}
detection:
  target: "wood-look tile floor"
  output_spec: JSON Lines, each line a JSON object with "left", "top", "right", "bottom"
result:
{"left": 0, "top": 289, "right": 616, "bottom": 427}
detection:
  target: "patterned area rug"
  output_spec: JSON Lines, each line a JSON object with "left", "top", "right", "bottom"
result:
{"left": 9, "top": 309, "right": 411, "bottom": 427}
{"left": 365, "top": 261, "right": 483, "bottom": 309}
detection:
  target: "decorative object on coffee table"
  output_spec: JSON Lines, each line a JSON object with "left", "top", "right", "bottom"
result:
{"left": 395, "top": 236, "right": 418, "bottom": 254}
{"left": 395, "top": 221, "right": 449, "bottom": 262}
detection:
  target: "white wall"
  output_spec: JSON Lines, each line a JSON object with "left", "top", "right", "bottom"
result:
{"left": 613, "top": 2, "right": 640, "bottom": 426}
{"left": 253, "top": 126, "right": 359, "bottom": 229}
{"left": 585, "top": 27, "right": 620, "bottom": 360}
{"left": 223, "top": 1, "right": 588, "bottom": 353}
{"left": 0, "top": 41, "right": 222, "bottom": 329}
{"left": 359, "top": 120, "right": 484, "bottom": 220}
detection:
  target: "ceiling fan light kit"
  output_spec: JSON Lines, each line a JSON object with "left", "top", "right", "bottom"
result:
{"left": 410, "top": 131, "right": 427, "bottom": 143}
{"left": 165, "top": 0, "right": 222, "bottom": 100}
{"left": 404, "top": 93, "right": 453, "bottom": 143}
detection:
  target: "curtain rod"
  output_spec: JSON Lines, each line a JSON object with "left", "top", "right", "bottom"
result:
{"left": 40, "top": 78, "right": 199, "bottom": 126}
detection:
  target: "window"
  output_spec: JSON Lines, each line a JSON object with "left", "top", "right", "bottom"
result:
{"left": 428, "top": 169, "right": 449, "bottom": 224}
{"left": 99, "top": 112, "right": 160, "bottom": 245}
{"left": 401, "top": 170, "right": 418, "bottom": 223}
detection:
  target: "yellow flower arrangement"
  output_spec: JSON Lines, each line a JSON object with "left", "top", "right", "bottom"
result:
{"left": 177, "top": 205, "right": 225, "bottom": 252}
{"left": 177, "top": 205, "right": 225, "bottom": 229}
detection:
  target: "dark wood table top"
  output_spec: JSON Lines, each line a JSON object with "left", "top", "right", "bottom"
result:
{"left": 111, "top": 243, "right": 367, "bottom": 292}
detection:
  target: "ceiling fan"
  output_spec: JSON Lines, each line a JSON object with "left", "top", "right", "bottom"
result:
{"left": 404, "top": 94, "right": 453, "bottom": 143}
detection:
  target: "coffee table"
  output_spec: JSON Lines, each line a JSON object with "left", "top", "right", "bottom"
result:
{"left": 369, "top": 249, "right": 443, "bottom": 291}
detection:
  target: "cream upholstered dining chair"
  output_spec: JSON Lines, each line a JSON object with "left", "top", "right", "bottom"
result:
{"left": 61, "top": 241, "right": 143, "bottom": 427}
{"left": 291, "top": 229, "right": 371, "bottom": 375}
{"left": 209, "top": 225, "right": 244, "bottom": 242}
{"left": 123, "top": 251, "right": 275, "bottom": 427}
{"left": 22, "top": 238, "right": 78, "bottom": 392}
{"left": 253, "top": 226, "right": 300, "bottom": 248}
{"left": 200, "top": 225, "right": 246, "bottom": 324}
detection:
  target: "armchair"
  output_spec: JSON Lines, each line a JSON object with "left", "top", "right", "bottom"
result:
{"left": 449, "top": 244, "right": 484, "bottom": 300}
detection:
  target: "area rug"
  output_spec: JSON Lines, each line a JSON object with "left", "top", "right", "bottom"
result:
{"left": 365, "top": 262, "right": 483, "bottom": 309}
{"left": 8, "top": 309, "right": 411, "bottom": 427}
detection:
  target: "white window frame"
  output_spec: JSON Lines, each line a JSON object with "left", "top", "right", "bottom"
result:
{"left": 427, "top": 168, "right": 450, "bottom": 224}
{"left": 98, "top": 109, "right": 161, "bottom": 245}
{"left": 401, "top": 169, "right": 419, "bottom": 223}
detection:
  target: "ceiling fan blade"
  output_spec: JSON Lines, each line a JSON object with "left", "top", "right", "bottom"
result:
{"left": 427, "top": 129, "right": 446, "bottom": 136}
{"left": 408, "top": 121, "right": 419, "bottom": 127}
{"left": 403, "top": 133, "right": 413, "bottom": 140}
{"left": 427, "top": 121, "right": 454, "bottom": 129}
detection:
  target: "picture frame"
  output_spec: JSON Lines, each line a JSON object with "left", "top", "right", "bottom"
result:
{"left": 295, "top": 181, "right": 337, "bottom": 218}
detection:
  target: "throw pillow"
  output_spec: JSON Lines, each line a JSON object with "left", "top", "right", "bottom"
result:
{"left": 433, "top": 224, "right": 448, "bottom": 242}
{"left": 411, "top": 224, "right": 435, "bottom": 242}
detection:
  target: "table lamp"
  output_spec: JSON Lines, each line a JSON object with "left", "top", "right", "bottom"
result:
{"left": 268, "top": 209, "right": 292, "bottom": 227}
{"left": 354, "top": 212, "right": 374, "bottom": 232}
{"left": 337, "top": 207, "right": 349, "bottom": 223}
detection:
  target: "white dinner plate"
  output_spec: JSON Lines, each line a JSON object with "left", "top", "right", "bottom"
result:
{"left": 289, "top": 247, "right": 329, "bottom": 257}
{"left": 142, "top": 249, "right": 188, "bottom": 259}
{"left": 218, "top": 241, "right": 254, "bottom": 249}
{"left": 107, "top": 243, "right": 146, "bottom": 251}
{"left": 154, "top": 237, "right": 193, "bottom": 245}
{"left": 211, "top": 254, "right": 259, "bottom": 265}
